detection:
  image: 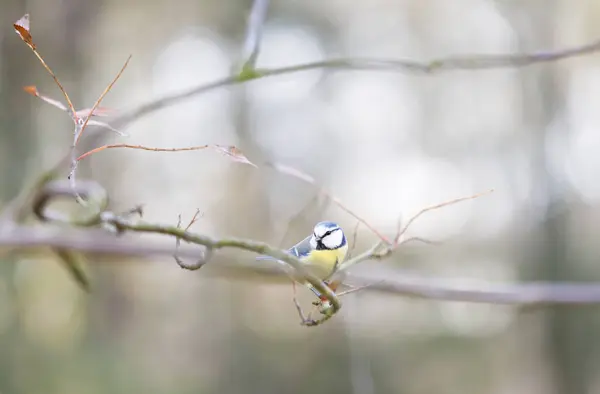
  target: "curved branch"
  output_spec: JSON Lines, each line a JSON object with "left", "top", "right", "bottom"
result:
{"left": 29, "top": 179, "right": 341, "bottom": 326}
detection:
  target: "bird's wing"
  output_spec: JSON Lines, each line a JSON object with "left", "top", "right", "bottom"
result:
{"left": 255, "top": 234, "right": 312, "bottom": 261}
{"left": 288, "top": 234, "right": 313, "bottom": 258}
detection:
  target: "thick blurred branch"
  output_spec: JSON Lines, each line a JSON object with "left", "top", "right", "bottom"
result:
{"left": 0, "top": 225, "right": 203, "bottom": 259}
{"left": 4, "top": 179, "right": 600, "bottom": 310}
{"left": 347, "top": 275, "right": 600, "bottom": 307}
{"left": 4, "top": 221, "right": 600, "bottom": 307}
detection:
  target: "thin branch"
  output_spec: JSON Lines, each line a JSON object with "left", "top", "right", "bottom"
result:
{"left": 68, "top": 55, "right": 132, "bottom": 201}
{"left": 347, "top": 221, "right": 361, "bottom": 260}
{"left": 393, "top": 189, "right": 495, "bottom": 246}
{"left": 336, "top": 280, "right": 386, "bottom": 298}
{"left": 112, "top": 76, "right": 238, "bottom": 130}
{"left": 291, "top": 281, "right": 315, "bottom": 326}
{"left": 173, "top": 209, "right": 207, "bottom": 270}
{"left": 76, "top": 144, "right": 212, "bottom": 161}
{"left": 75, "top": 55, "right": 132, "bottom": 145}
{"left": 240, "top": 0, "right": 270, "bottom": 70}
{"left": 111, "top": 38, "right": 600, "bottom": 131}
{"left": 336, "top": 190, "right": 494, "bottom": 273}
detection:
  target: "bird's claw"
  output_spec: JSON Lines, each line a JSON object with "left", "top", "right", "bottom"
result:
{"left": 318, "top": 300, "right": 334, "bottom": 316}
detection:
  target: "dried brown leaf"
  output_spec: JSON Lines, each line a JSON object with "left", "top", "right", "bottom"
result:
{"left": 213, "top": 145, "right": 257, "bottom": 167}
{"left": 15, "top": 14, "right": 76, "bottom": 117}
{"left": 75, "top": 106, "right": 117, "bottom": 118}
{"left": 14, "top": 14, "right": 35, "bottom": 49}
{"left": 23, "top": 85, "right": 67, "bottom": 111}
{"left": 24, "top": 85, "right": 118, "bottom": 118}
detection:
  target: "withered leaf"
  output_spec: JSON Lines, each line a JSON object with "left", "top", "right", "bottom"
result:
{"left": 269, "top": 162, "right": 316, "bottom": 183}
{"left": 213, "top": 145, "right": 257, "bottom": 167}
{"left": 76, "top": 107, "right": 117, "bottom": 118}
{"left": 23, "top": 86, "right": 123, "bottom": 135}
{"left": 13, "top": 14, "right": 35, "bottom": 49}
{"left": 23, "top": 85, "right": 67, "bottom": 111}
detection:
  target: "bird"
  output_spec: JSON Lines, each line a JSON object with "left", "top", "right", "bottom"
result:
{"left": 256, "top": 221, "right": 348, "bottom": 300}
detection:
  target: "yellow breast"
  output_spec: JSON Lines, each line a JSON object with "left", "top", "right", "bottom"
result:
{"left": 301, "top": 244, "right": 348, "bottom": 280}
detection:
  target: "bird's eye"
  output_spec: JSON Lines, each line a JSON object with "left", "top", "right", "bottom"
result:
{"left": 316, "top": 230, "right": 332, "bottom": 239}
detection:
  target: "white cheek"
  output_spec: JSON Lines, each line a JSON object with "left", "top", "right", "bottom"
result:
{"left": 309, "top": 236, "right": 317, "bottom": 249}
{"left": 323, "top": 230, "right": 344, "bottom": 249}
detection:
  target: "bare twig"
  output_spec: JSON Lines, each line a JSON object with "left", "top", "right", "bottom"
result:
{"left": 347, "top": 221, "right": 361, "bottom": 260}
{"left": 393, "top": 189, "right": 495, "bottom": 247}
{"left": 337, "top": 280, "right": 386, "bottom": 298}
{"left": 76, "top": 144, "right": 213, "bottom": 161}
{"left": 111, "top": 37, "right": 600, "bottom": 131}
{"left": 291, "top": 281, "right": 315, "bottom": 325}
{"left": 398, "top": 236, "right": 440, "bottom": 246}
{"left": 336, "top": 193, "right": 491, "bottom": 273}
{"left": 112, "top": 76, "right": 239, "bottom": 130}
{"left": 240, "top": 0, "right": 270, "bottom": 71}
{"left": 75, "top": 55, "right": 132, "bottom": 146}
{"left": 174, "top": 209, "right": 207, "bottom": 270}
{"left": 68, "top": 55, "right": 132, "bottom": 200}
{"left": 75, "top": 144, "right": 257, "bottom": 170}
{"left": 185, "top": 209, "right": 203, "bottom": 231}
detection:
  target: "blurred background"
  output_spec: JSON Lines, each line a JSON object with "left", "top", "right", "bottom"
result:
{"left": 2, "top": 0, "right": 600, "bottom": 393}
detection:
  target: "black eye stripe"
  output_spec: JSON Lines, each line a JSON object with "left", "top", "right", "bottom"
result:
{"left": 316, "top": 228, "right": 337, "bottom": 238}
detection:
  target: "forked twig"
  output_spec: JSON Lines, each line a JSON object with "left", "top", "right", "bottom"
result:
{"left": 75, "top": 55, "right": 132, "bottom": 146}
{"left": 68, "top": 55, "right": 132, "bottom": 197}
{"left": 337, "top": 280, "right": 386, "bottom": 298}
{"left": 174, "top": 209, "right": 205, "bottom": 270}
{"left": 347, "top": 221, "right": 361, "bottom": 259}
{"left": 338, "top": 190, "right": 494, "bottom": 272}
{"left": 291, "top": 281, "right": 313, "bottom": 325}
{"left": 393, "top": 189, "right": 495, "bottom": 247}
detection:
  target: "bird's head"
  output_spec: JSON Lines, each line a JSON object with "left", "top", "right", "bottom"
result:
{"left": 310, "top": 221, "right": 346, "bottom": 250}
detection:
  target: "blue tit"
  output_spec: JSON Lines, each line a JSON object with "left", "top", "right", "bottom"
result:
{"left": 257, "top": 221, "right": 348, "bottom": 299}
